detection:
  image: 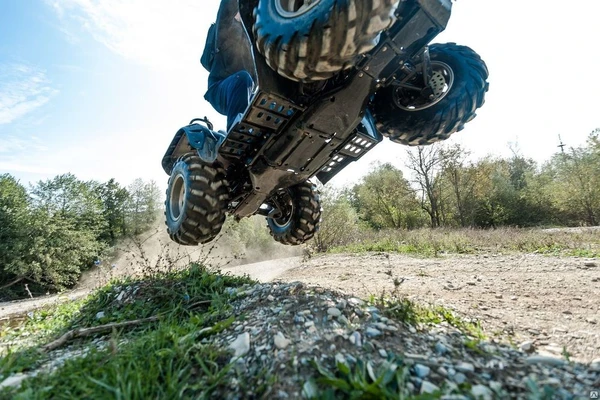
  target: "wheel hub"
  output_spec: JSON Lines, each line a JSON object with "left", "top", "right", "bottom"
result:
{"left": 270, "top": 190, "right": 295, "bottom": 228}
{"left": 394, "top": 61, "right": 455, "bottom": 112}
{"left": 169, "top": 174, "right": 186, "bottom": 221}
{"left": 275, "top": 0, "right": 321, "bottom": 18}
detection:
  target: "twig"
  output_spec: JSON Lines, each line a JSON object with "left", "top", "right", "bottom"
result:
{"left": 24, "top": 284, "right": 33, "bottom": 299}
{"left": 187, "top": 300, "right": 212, "bottom": 309}
{"left": 0, "top": 276, "right": 25, "bottom": 291}
{"left": 41, "top": 316, "right": 159, "bottom": 352}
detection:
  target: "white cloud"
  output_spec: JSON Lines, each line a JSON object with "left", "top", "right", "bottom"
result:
{"left": 0, "top": 64, "right": 58, "bottom": 125}
{"left": 48, "top": 0, "right": 220, "bottom": 70}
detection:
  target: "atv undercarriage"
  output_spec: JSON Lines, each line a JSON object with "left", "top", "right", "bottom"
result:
{"left": 162, "top": 0, "right": 489, "bottom": 246}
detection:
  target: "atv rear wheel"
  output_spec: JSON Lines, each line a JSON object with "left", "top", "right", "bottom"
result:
{"left": 372, "top": 43, "right": 489, "bottom": 146}
{"left": 253, "top": 0, "right": 399, "bottom": 82}
{"left": 165, "top": 154, "right": 229, "bottom": 245}
{"left": 266, "top": 181, "right": 322, "bottom": 245}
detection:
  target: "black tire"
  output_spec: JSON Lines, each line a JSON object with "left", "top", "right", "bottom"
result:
{"left": 371, "top": 43, "right": 489, "bottom": 146}
{"left": 266, "top": 181, "right": 322, "bottom": 245}
{"left": 253, "top": 0, "right": 398, "bottom": 82}
{"left": 164, "top": 153, "right": 229, "bottom": 245}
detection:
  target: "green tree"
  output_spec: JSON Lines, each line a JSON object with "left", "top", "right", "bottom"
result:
{"left": 352, "top": 163, "right": 425, "bottom": 229}
{"left": 313, "top": 187, "right": 360, "bottom": 252}
{"left": 0, "top": 175, "right": 31, "bottom": 289}
{"left": 98, "top": 178, "right": 130, "bottom": 243}
{"left": 126, "top": 179, "right": 161, "bottom": 234}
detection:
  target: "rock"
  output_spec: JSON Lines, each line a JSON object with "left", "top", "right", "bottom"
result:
{"left": 116, "top": 291, "right": 126, "bottom": 302}
{"left": 562, "top": 310, "right": 572, "bottom": 315}
{"left": 365, "top": 327, "right": 382, "bottom": 338}
{"left": 379, "top": 349, "right": 388, "bottom": 358}
{"left": 471, "top": 385, "right": 493, "bottom": 400}
{"left": 267, "top": 295, "right": 275, "bottom": 301}
{"left": 0, "top": 373, "right": 28, "bottom": 389}
{"left": 455, "top": 362, "right": 475, "bottom": 373}
{"left": 584, "top": 262, "right": 598, "bottom": 268}
{"left": 336, "top": 299, "right": 347, "bottom": 310}
{"left": 414, "top": 364, "right": 431, "bottom": 378}
{"left": 229, "top": 332, "right": 250, "bottom": 357}
{"left": 435, "top": 341, "right": 448, "bottom": 355}
{"left": 437, "top": 367, "right": 448, "bottom": 376}
{"left": 95, "top": 311, "right": 105, "bottom": 320}
{"left": 587, "top": 318, "right": 597, "bottom": 324}
{"left": 539, "top": 378, "right": 561, "bottom": 386}
{"left": 510, "top": 296, "right": 518, "bottom": 301}
{"left": 519, "top": 341, "right": 534, "bottom": 352}
{"left": 453, "top": 373, "right": 467, "bottom": 384}
{"left": 349, "top": 331, "right": 362, "bottom": 347}
{"left": 495, "top": 294, "right": 503, "bottom": 299}
{"left": 420, "top": 381, "right": 439, "bottom": 394}
{"left": 525, "top": 355, "right": 565, "bottom": 366}
{"left": 327, "top": 307, "right": 341, "bottom": 318}
{"left": 274, "top": 332, "right": 291, "bottom": 350}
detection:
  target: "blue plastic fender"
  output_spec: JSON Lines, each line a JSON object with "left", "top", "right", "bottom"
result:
{"left": 162, "top": 123, "right": 226, "bottom": 175}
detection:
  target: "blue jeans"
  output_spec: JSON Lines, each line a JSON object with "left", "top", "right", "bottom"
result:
{"left": 204, "top": 71, "right": 254, "bottom": 131}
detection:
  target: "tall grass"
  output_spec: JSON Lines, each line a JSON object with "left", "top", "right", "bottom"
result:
{"left": 329, "top": 227, "right": 600, "bottom": 257}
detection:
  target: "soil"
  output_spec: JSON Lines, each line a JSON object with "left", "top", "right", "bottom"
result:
{"left": 2, "top": 248, "right": 599, "bottom": 365}
{"left": 280, "top": 252, "right": 600, "bottom": 364}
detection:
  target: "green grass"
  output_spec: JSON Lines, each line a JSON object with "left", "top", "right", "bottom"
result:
{"left": 327, "top": 227, "right": 600, "bottom": 258}
{"left": 0, "top": 264, "right": 256, "bottom": 399}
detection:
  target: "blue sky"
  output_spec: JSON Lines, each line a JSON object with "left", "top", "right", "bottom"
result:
{"left": 1, "top": 0, "right": 600, "bottom": 190}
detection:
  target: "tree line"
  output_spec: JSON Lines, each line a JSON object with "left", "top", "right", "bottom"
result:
{"left": 314, "top": 130, "right": 600, "bottom": 251}
{"left": 0, "top": 174, "right": 161, "bottom": 299}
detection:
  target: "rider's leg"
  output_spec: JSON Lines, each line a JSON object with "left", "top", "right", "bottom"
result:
{"left": 204, "top": 70, "right": 254, "bottom": 131}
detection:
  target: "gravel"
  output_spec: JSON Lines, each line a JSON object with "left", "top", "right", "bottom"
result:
{"left": 199, "top": 281, "right": 599, "bottom": 399}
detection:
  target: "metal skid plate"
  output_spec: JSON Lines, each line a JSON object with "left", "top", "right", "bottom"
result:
{"left": 316, "top": 125, "right": 380, "bottom": 184}
{"left": 219, "top": 92, "right": 302, "bottom": 163}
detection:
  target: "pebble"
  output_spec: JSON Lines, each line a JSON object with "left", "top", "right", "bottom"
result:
{"left": 336, "top": 299, "right": 347, "bottom": 310}
{"left": 519, "top": 341, "right": 534, "bottom": 352}
{"left": 455, "top": 362, "right": 475, "bottom": 373}
{"left": 327, "top": 307, "right": 341, "bottom": 318}
{"left": 420, "top": 381, "right": 439, "bottom": 394}
{"left": 510, "top": 296, "right": 518, "bottom": 301}
{"left": 229, "top": 332, "right": 250, "bottom": 357}
{"left": 95, "top": 311, "right": 105, "bottom": 319}
{"left": 435, "top": 341, "right": 448, "bottom": 355}
{"left": 414, "top": 364, "right": 431, "bottom": 378}
{"left": 525, "top": 355, "right": 565, "bottom": 366}
{"left": 267, "top": 295, "right": 275, "bottom": 301}
{"left": 349, "top": 331, "right": 362, "bottom": 347}
{"left": 365, "top": 327, "right": 382, "bottom": 338}
{"left": 471, "top": 384, "right": 493, "bottom": 400}
{"left": 453, "top": 372, "right": 467, "bottom": 384}
{"left": 378, "top": 349, "right": 388, "bottom": 358}
{"left": 274, "top": 332, "right": 291, "bottom": 350}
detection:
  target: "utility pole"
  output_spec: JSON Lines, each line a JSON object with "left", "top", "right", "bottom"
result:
{"left": 558, "top": 134, "right": 566, "bottom": 153}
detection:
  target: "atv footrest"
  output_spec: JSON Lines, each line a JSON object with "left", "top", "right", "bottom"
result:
{"left": 316, "top": 125, "right": 379, "bottom": 184}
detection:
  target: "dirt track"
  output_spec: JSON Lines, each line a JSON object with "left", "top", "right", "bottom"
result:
{"left": 2, "top": 250, "right": 599, "bottom": 364}
{"left": 279, "top": 252, "right": 600, "bottom": 364}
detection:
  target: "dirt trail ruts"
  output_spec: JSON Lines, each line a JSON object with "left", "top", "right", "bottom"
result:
{"left": 278, "top": 252, "right": 600, "bottom": 363}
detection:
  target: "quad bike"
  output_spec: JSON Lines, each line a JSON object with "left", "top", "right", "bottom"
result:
{"left": 161, "top": 0, "right": 489, "bottom": 246}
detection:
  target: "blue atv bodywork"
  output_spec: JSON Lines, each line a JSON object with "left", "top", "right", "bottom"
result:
{"left": 162, "top": 121, "right": 226, "bottom": 175}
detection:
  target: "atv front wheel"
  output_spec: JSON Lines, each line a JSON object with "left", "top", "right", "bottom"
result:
{"left": 253, "top": 0, "right": 399, "bottom": 82}
{"left": 372, "top": 43, "right": 489, "bottom": 146}
{"left": 266, "top": 181, "right": 322, "bottom": 245}
{"left": 165, "top": 154, "right": 229, "bottom": 245}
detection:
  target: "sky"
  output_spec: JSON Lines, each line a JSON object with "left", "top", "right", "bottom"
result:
{"left": 1, "top": 0, "right": 600, "bottom": 191}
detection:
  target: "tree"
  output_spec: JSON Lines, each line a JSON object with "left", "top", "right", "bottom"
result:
{"left": 97, "top": 179, "right": 130, "bottom": 243}
{"left": 126, "top": 179, "right": 161, "bottom": 234}
{"left": 352, "top": 163, "right": 424, "bottom": 229}
{"left": 0, "top": 175, "right": 31, "bottom": 289}
{"left": 313, "top": 186, "right": 361, "bottom": 252}
{"left": 405, "top": 146, "right": 445, "bottom": 228}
